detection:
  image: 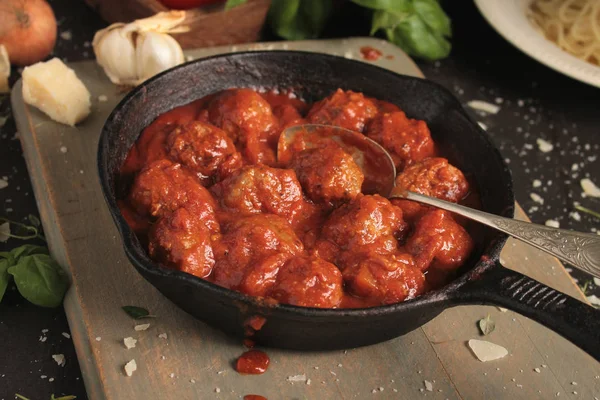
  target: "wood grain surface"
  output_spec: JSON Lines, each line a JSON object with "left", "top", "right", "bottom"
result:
{"left": 11, "top": 38, "right": 600, "bottom": 400}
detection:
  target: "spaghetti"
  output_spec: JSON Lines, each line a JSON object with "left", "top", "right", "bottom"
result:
{"left": 528, "top": 0, "right": 600, "bottom": 66}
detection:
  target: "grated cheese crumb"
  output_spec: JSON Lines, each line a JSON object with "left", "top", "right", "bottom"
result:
{"left": 586, "top": 295, "right": 600, "bottom": 306}
{"left": 98, "top": 95, "right": 108, "bottom": 102}
{"left": 60, "top": 146, "right": 67, "bottom": 153}
{"left": 536, "top": 138, "right": 553, "bottom": 153}
{"left": 158, "top": 333, "right": 168, "bottom": 339}
{"left": 497, "top": 307, "right": 508, "bottom": 312}
{"left": 124, "top": 359, "right": 137, "bottom": 377}
{"left": 95, "top": 337, "right": 101, "bottom": 341}
{"left": 581, "top": 178, "right": 600, "bottom": 198}
{"left": 124, "top": 337, "right": 137, "bottom": 349}
{"left": 534, "top": 368, "right": 541, "bottom": 373}
{"left": 62, "top": 332, "right": 70, "bottom": 339}
{"left": 545, "top": 220, "right": 560, "bottom": 228}
{"left": 569, "top": 211, "right": 581, "bottom": 221}
{"left": 215, "top": 388, "right": 221, "bottom": 393}
{"left": 467, "top": 100, "right": 500, "bottom": 114}
{"left": 134, "top": 323, "right": 150, "bottom": 331}
{"left": 424, "top": 380, "right": 433, "bottom": 391}
{"left": 306, "top": 379, "right": 311, "bottom": 385}
{"left": 478, "top": 122, "right": 488, "bottom": 131}
{"left": 0, "top": 178, "right": 7, "bottom": 189}
{"left": 170, "top": 373, "right": 175, "bottom": 378}
{"left": 530, "top": 193, "right": 544, "bottom": 204}
{"left": 52, "top": 354, "right": 66, "bottom": 367}
{"left": 287, "top": 374, "right": 307, "bottom": 383}
{"left": 532, "top": 179, "right": 542, "bottom": 188}
{"left": 60, "top": 31, "right": 72, "bottom": 40}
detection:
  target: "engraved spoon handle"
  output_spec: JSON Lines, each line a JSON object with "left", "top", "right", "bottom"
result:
{"left": 393, "top": 190, "right": 600, "bottom": 280}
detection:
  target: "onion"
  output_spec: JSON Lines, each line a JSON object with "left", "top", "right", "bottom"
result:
{"left": 0, "top": 0, "right": 57, "bottom": 66}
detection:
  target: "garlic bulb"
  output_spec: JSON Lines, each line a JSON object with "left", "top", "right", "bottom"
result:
{"left": 93, "top": 11, "right": 188, "bottom": 86}
{"left": 0, "top": 45, "right": 10, "bottom": 93}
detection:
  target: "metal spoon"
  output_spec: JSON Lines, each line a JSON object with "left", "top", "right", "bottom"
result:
{"left": 279, "top": 124, "right": 600, "bottom": 279}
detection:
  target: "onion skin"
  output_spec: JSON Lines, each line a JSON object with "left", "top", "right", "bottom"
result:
{"left": 0, "top": 0, "right": 57, "bottom": 66}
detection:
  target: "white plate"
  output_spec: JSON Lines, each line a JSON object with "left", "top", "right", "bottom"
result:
{"left": 474, "top": 0, "right": 600, "bottom": 88}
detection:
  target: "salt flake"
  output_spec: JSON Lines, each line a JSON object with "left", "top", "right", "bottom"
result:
{"left": 468, "top": 339, "right": 508, "bottom": 361}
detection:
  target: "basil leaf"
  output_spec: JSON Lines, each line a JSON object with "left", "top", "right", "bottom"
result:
{"left": 413, "top": 0, "right": 451, "bottom": 37}
{"left": 10, "top": 244, "right": 48, "bottom": 264}
{"left": 122, "top": 305, "right": 154, "bottom": 319}
{"left": 391, "top": 14, "right": 451, "bottom": 61}
{"left": 371, "top": 9, "right": 405, "bottom": 35}
{"left": 269, "top": 0, "right": 333, "bottom": 40}
{"left": 0, "top": 258, "right": 11, "bottom": 302}
{"left": 0, "top": 251, "right": 10, "bottom": 259}
{"left": 351, "top": 0, "right": 411, "bottom": 12}
{"left": 224, "top": 0, "right": 247, "bottom": 10}
{"left": 478, "top": 315, "right": 496, "bottom": 336}
{"left": 8, "top": 254, "right": 68, "bottom": 308}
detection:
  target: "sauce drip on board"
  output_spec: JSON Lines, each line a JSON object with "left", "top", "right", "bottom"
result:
{"left": 119, "top": 87, "right": 478, "bottom": 309}
{"left": 236, "top": 350, "right": 270, "bottom": 374}
{"left": 360, "top": 46, "right": 383, "bottom": 61}
{"left": 244, "top": 395, "right": 268, "bottom": 400}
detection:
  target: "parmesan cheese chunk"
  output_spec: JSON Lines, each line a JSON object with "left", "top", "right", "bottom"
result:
{"left": 22, "top": 58, "right": 91, "bottom": 126}
{"left": 124, "top": 359, "right": 137, "bottom": 377}
{"left": 468, "top": 339, "right": 508, "bottom": 362}
{"left": 0, "top": 45, "right": 9, "bottom": 94}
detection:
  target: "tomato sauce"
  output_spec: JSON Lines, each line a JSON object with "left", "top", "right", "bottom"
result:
{"left": 360, "top": 46, "right": 383, "bottom": 61}
{"left": 244, "top": 395, "right": 267, "bottom": 400}
{"left": 236, "top": 350, "right": 270, "bottom": 374}
{"left": 119, "top": 88, "right": 477, "bottom": 309}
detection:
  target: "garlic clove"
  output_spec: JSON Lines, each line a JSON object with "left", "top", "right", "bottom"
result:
{"left": 93, "top": 24, "right": 138, "bottom": 86}
{"left": 135, "top": 31, "right": 185, "bottom": 85}
{"left": 125, "top": 11, "right": 189, "bottom": 35}
{"left": 0, "top": 45, "right": 10, "bottom": 93}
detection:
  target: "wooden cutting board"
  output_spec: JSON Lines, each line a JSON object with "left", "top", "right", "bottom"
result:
{"left": 11, "top": 38, "right": 600, "bottom": 400}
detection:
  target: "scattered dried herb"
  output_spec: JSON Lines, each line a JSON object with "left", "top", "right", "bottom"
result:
{"left": 478, "top": 314, "right": 495, "bottom": 336}
{"left": 574, "top": 204, "right": 600, "bottom": 220}
{"left": 122, "top": 305, "right": 155, "bottom": 319}
{"left": 51, "top": 395, "right": 77, "bottom": 400}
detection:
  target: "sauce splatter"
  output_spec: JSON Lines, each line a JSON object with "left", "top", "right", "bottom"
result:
{"left": 236, "top": 350, "right": 270, "bottom": 374}
{"left": 385, "top": 55, "right": 394, "bottom": 60}
{"left": 360, "top": 46, "right": 382, "bottom": 61}
{"left": 244, "top": 395, "right": 267, "bottom": 400}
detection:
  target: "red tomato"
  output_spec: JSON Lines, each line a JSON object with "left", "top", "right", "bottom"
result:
{"left": 159, "top": 0, "right": 224, "bottom": 9}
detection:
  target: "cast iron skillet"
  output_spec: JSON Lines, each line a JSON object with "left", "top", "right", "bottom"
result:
{"left": 97, "top": 51, "right": 600, "bottom": 359}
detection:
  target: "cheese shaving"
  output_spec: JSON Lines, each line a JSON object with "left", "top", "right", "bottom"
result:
{"left": 536, "top": 138, "right": 553, "bottom": 153}
{"left": 581, "top": 178, "right": 600, "bottom": 198}
{"left": 468, "top": 339, "right": 508, "bottom": 362}
{"left": 0, "top": 222, "right": 10, "bottom": 242}
{"left": 124, "top": 359, "right": 137, "bottom": 377}
{"left": 467, "top": 100, "right": 500, "bottom": 114}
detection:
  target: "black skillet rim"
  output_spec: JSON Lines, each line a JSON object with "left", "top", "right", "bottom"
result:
{"left": 98, "top": 50, "right": 516, "bottom": 318}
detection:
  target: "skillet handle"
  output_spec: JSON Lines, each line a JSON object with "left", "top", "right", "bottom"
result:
{"left": 453, "top": 262, "right": 600, "bottom": 361}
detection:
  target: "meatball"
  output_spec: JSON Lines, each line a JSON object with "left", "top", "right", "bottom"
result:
{"left": 315, "top": 195, "right": 408, "bottom": 266}
{"left": 208, "top": 88, "right": 278, "bottom": 165}
{"left": 307, "top": 89, "right": 379, "bottom": 132}
{"left": 269, "top": 256, "right": 343, "bottom": 308}
{"left": 149, "top": 207, "right": 218, "bottom": 278}
{"left": 405, "top": 210, "right": 474, "bottom": 271}
{"left": 166, "top": 121, "right": 242, "bottom": 182}
{"left": 343, "top": 252, "right": 425, "bottom": 304}
{"left": 290, "top": 144, "right": 364, "bottom": 205}
{"left": 211, "top": 165, "right": 305, "bottom": 222}
{"left": 129, "top": 159, "right": 218, "bottom": 228}
{"left": 394, "top": 157, "right": 469, "bottom": 202}
{"left": 366, "top": 111, "right": 435, "bottom": 170}
{"left": 212, "top": 214, "right": 304, "bottom": 296}
{"left": 272, "top": 103, "right": 305, "bottom": 131}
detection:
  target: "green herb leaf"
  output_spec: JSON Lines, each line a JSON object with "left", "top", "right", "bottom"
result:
{"left": 269, "top": 0, "right": 333, "bottom": 40}
{"left": 371, "top": 9, "right": 405, "bottom": 35}
{"left": 351, "top": 0, "right": 411, "bottom": 12}
{"left": 9, "top": 244, "right": 49, "bottom": 264}
{"left": 15, "top": 394, "right": 30, "bottom": 400}
{"left": 8, "top": 254, "right": 69, "bottom": 308}
{"left": 413, "top": 0, "right": 451, "bottom": 37}
{"left": 574, "top": 204, "right": 600, "bottom": 220}
{"left": 390, "top": 13, "right": 451, "bottom": 61}
{"left": 122, "top": 305, "right": 154, "bottom": 319}
{"left": 224, "top": 0, "right": 247, "bottom": 10}
{"left": 51, "top": 395, "right": 77, "bottom": 400}
{"left": 478, "top": 315, "right": 495, "bottom": 336}
{"left": 0, "top": 258, "right": 11, "bottom": 303}
{"left": 28, "top": 214, "right": 41, "bottom": 228}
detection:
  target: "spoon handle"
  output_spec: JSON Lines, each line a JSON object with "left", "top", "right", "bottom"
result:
{"left": 399, "top": 191, "right": 600, "bottom": 280}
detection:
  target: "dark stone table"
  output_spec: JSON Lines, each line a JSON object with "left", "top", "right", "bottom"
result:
{"left": 0, "top": 1, "right": 598, "bottom": 398}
